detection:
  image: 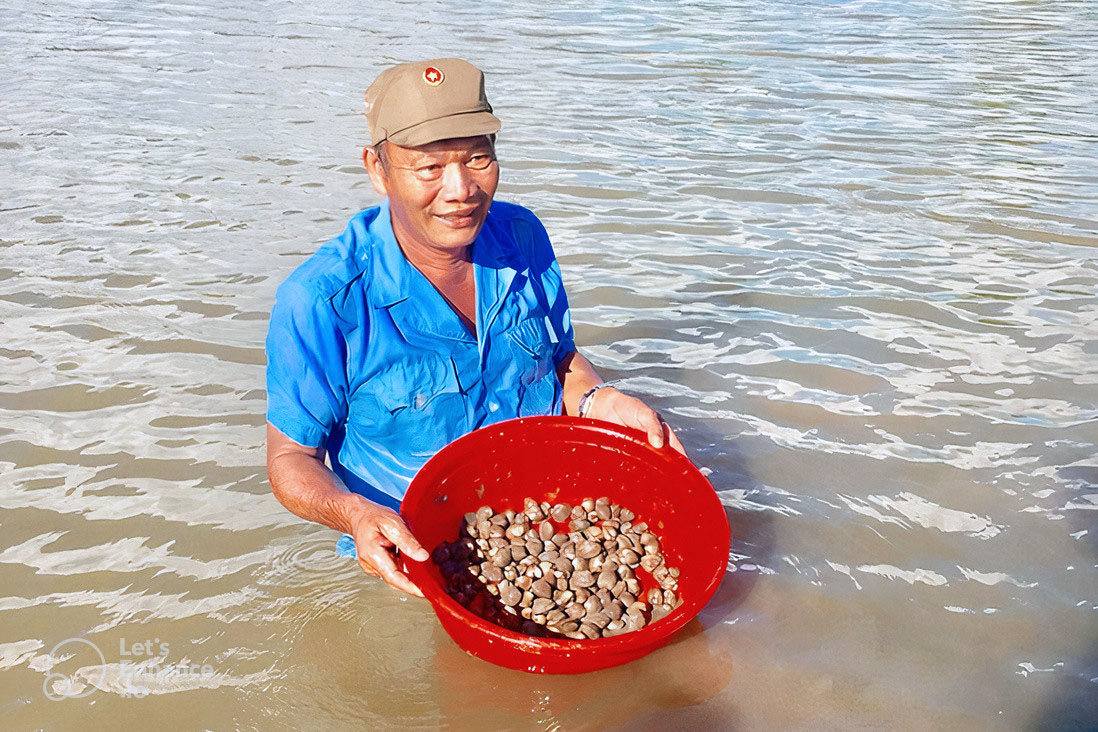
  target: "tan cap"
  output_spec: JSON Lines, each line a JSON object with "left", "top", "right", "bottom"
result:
{"left": 364, "top": 58, "right": 501, "bottom": 147}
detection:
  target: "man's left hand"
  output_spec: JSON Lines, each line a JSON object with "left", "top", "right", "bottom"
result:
{"left": 585, "top": 387, "right": 687, "bottom": 457}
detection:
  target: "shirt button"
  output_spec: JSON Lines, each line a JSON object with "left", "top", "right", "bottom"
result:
{"left": 415, "top": 394, "right": 427, "bottom": 409}
{"left": 489, "top": 401, "right": 499, "bottom": 412}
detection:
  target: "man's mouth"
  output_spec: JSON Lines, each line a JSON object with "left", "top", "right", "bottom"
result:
{"left": 434, "top": 209, "right": 478, "bottom": 228}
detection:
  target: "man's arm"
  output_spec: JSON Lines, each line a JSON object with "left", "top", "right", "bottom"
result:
{"left": 556, "top": 350, "right": 602, "bottom": 417}
{"left": 555, "top": 351, "right": 686, "bottom": 455}
{"left": 266, "top": 422, "right": 428, "bottom": 596}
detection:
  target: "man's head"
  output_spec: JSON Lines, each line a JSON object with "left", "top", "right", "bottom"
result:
{"left": 362, "top": 59, "right": 501, "bottom": 255}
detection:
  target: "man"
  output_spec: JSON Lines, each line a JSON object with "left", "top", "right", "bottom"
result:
{"left": 266, "top": 58, "right": 684, "bottom": 597}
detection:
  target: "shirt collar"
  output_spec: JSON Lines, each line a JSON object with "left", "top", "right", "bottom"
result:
{"left": 366, "top": 200, "right": 528, "bottom": 327}
{"left": 366, "top": 200, "right": 409, "bottom": 309}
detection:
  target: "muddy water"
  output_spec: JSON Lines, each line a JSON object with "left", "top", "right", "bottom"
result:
{"left": 2, "top": 1, "right": 1097, "bottom": 730}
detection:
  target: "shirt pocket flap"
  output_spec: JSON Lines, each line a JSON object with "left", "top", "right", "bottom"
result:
{"left": 507, "top": 317, "right": 552, "bottom": 361}
{"left": 369, "top": 356, "right": 463, "bottom": 414}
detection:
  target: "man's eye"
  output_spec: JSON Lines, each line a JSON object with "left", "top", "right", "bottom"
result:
{"left": 468, "top": 155, "right": 493, "bottom": 169}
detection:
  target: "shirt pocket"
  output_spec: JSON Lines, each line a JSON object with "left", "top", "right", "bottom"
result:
{"left": 350, "top": 356, "right": 468, "bottom": 458}
{"left": 506, "top": 317, "right": 558, "bottom": 415}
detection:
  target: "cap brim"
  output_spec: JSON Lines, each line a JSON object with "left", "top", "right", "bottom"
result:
{"left": 387, "top": 111, "right": 501, "bottom": 147}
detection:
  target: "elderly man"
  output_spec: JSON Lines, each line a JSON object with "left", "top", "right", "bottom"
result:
{"left": 266, "top": 58, "right": 683, "bottom": 597}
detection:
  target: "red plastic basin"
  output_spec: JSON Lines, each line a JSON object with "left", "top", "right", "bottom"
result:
{"left": 401, "top": 415, "right": 730, "bottom": 674}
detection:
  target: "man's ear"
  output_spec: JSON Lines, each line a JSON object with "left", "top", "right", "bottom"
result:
{"left": 363, "top": 146, "right": 388, "bottom": 197}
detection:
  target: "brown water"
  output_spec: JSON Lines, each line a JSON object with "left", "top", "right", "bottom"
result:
{"left": 3, "top": 1, "right": 1097, "bottom": 730}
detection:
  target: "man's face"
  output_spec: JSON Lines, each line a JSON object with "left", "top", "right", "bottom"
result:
{"left": 365, "top": 135, "right": 499, "bottom": 256}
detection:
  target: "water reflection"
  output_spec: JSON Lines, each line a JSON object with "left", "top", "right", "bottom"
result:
{"left": 433, "top": 621, "right": 734, "bottom": 732}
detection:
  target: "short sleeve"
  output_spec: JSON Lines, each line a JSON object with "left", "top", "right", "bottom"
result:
{"left": 543, "top": 254, "right": 576, "bottom": 366}
{"left": 265, "top": 280, "right": 349, "bottom": 448}
{"left": 517, "top": 212, "right": 576, "bottom": 366}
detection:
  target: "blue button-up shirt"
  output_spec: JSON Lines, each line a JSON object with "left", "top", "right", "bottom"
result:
{"left": 266, "top": 199, "right": 575, "bottom": 510}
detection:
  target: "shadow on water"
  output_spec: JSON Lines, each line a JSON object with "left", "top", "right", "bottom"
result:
{"left": 432, "top": 619, "right": 738, "bottom": 732}
{"left": 683, "top": 416, "right": 778, "bottom": 630}
{"left": 1032, "top": 645, "right": 1098, "bottom": 732}
{"left": 1030, "top": 468, "right": 1098, "bottom": 732}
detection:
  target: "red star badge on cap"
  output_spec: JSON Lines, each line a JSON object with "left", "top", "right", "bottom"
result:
{"left": 423, "top": 66, "right": 444, "bottom": 86}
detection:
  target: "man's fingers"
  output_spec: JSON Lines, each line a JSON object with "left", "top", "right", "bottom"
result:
{"left": 639, "top": 408, "right": 665, "bottom": 449}
{"left": 384, "top": 567, "right": 424, "bottom": 597}
{"left": 356, "top": 555, "right": 380, "bottom": 577}
{"left": 379, "top": 519, "right": 429, "bottom": 562}
{"left": 363, "top": 543, "right": 424, "bottom": 597}
{"left": 666, "top": 423, "right": 687, "bottom": 456}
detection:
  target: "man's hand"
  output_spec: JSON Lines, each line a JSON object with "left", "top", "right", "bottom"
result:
{"left": 586, "top": 387, "right": 687, "bottom": 456}
{"left": 267, "top": 422, "right": 429, "bottom": 597}
{"left": 556, "top": 351, "right": 688, "bottom": 458}
{"left": 347, "top": 500, "right": 429, "bottom": 597}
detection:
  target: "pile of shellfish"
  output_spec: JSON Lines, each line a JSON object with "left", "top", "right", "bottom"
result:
{"left": 432, "top": 497, "right": 681, "bottom": 639}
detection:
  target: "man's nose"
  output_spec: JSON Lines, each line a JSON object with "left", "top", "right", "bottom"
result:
{"left": 439, "top": 161, "right": 478, "bottom": 201}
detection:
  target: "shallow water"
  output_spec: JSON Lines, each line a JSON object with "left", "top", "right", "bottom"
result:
{"left": 2, "top": 0, "right": 1097, "bottom": 729}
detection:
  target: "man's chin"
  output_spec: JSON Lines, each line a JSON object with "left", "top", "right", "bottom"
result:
{"left": 427, "top": 219, "right": 485, "bottom": 249}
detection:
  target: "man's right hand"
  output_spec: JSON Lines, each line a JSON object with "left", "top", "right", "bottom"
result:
{"left": 267, "top": 422, "right": 429, "bottom": 598}
{"left": 347, "top": 500, "right": 429, "bottom": 597}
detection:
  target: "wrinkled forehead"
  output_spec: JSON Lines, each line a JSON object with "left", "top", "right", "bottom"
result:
{"left": 387, "top": 134, "right": 495, "bottom": 162}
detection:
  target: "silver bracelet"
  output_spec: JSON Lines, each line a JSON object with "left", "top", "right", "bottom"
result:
{"left": 577, "top": 383, "right": 613, "bottom": 419}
